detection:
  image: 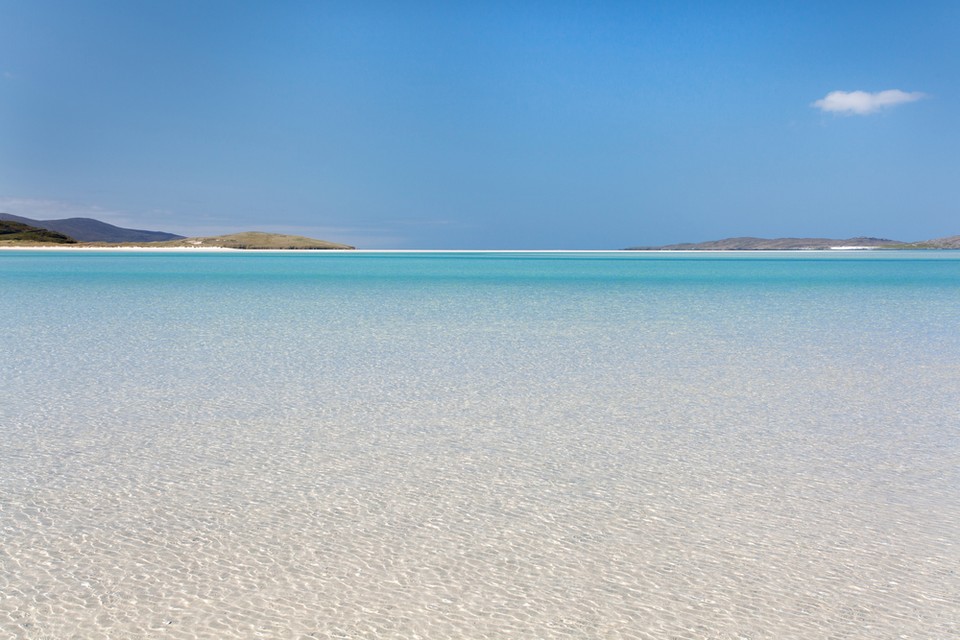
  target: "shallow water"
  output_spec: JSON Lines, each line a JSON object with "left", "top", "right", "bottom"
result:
{"left": 2, "top": 251, "right": 958, "bottom": 639}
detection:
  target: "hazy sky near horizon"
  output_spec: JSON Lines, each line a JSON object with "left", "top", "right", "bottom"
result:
{"left": 1, "top": 1, "right": 957, "bottom": 248}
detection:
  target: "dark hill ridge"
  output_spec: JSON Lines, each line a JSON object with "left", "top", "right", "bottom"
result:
{"left": 0, "top": 219, "right": 77, "bottom": 244}
{"left": 0, "top": 212, "right": 184, "bottom": 243}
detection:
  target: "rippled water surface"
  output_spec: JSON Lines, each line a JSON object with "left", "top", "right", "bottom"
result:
{"left": 2, "top": 251, "right": 958, "bottom": 639}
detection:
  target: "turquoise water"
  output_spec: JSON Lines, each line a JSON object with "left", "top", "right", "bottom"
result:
{"left": 2, "top": 251, "right": 958, "bottom": 639}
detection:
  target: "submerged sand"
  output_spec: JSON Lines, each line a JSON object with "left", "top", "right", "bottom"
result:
{"left": 2, "top": 253, "right": 958, "bottom": 639}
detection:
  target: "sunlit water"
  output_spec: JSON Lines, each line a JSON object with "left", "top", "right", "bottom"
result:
{"left": 2, "top": 251, "right": 958, "bottom": 639}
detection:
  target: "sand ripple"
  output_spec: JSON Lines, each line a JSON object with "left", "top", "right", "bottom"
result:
{"left": 2, "top": 257, "right": 958, "bottom": 638}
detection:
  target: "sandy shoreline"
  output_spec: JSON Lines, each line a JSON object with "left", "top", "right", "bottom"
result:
{"left": 0, "top": 246, "right": 890, "bottom": 253}
{"left": 0, "top": 246, "right": 659, "bottom": 253}
{"left": 0, "top": 247, "right": 239, "bottom": 251}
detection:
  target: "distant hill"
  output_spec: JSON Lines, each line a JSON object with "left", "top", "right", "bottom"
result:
{"left": 892, "top": 235, "right": 960, "bottom": 249}
{"left": 150, "top": 231, "right": 354, "bottom": 250}
{"left": 0, "top": 219, "right": 77, "bottom": 244}
{"left": 73, "top": 231, "right": 356, "bottom": 250}
{"left": 0, "top": 212, "right": 184, "bottom": 243}
{"left": 627, "top": 236, "right": 906, "bottom": 250}
{"left": 0, "top": 213, "right": 353, "bottom": 249}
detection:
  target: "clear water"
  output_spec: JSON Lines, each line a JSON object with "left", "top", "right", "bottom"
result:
{"left": 2, "top": 251, "right": 958, "bottom": 639}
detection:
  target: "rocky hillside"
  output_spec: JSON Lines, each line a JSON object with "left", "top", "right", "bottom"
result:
{"left": 893, "top": 235, "right": 960, "bottom": 249}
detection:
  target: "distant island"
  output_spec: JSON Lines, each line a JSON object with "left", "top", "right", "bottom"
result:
{"left": 5, "top": 211, "right": 959, "bottom": 251}
{"left": 627, "top": 235, "right": 960, "bottom": 250}
{"left": 0, "top": 213, "right": 354, "bottom": 250}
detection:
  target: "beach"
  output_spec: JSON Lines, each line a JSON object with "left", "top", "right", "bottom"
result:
{"left": 2, "top": 250, "right": 958, "bottom": 638}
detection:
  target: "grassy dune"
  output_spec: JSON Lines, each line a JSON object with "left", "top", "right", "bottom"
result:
{"left": 153, "top": 232, "right": 355, "bottom": 250}
{"left": 8, "top": 231, "right": 356, "bottom": 250}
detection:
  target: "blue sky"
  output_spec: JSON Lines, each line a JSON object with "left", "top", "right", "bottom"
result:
{"left": 1, "top": 1, "right": 957, "bottom": 248}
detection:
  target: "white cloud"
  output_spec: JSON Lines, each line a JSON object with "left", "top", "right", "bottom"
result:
{"left": 812, "top": 89, "right": 926, "bottom": 115}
